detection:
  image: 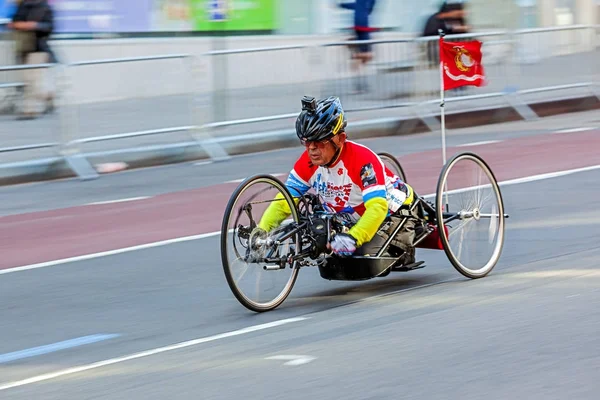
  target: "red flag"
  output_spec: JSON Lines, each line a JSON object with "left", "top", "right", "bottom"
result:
{"left": 439, "top": 38, "right": 485, "bottom": 91}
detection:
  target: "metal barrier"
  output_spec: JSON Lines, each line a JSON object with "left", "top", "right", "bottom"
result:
{"left": 0, "top": 63, "right": 61, "bottom": 154}
{"left": 0, "top": 63, "right": 56, "bottom": 71}
{"left": 1, "top": 25, "right": 598, "bottom": 181}
{"left": 203, "top": 44, "right": 315, "bottom": 129}
{"left": 1, "top": 55, "right": 229, "bottom": 180}
{"left": 198, "top": 25, "right": 599, "bottom": 148}
{"left": 320, "top": 38, "right": 416, "bottom": 111}
{"left": 0, "top": 25, "right": 20, "bottom": 113}
{"left": 62, "top": 53, "right": 196, "bottom": 154}
{"left": 58, "top": 53, "right": 229, "bottom": 179}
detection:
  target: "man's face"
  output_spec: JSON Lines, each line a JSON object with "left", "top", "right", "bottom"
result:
{"left": 304, "top": 134, "right": 345, "bottom": 166}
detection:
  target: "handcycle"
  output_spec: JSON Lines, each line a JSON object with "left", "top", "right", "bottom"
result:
{"left": 221, "top": 151, "right": 508, "bottom": 312}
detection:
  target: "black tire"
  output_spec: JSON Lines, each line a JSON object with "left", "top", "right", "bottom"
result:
{"left": 435, "top": 152, "right": 505, "bottom": 279}
{"left": 220, "top": 174, "right": 301, "bottom": 312}
{"left": 378, "top": 152, "right": 407, "bottom": 183}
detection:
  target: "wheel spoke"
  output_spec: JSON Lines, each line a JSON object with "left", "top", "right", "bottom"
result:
{"left": 448, "top": 218, "right": 472, "bottom": 239}
{"left": 456, "top": 227, "right": 465, "bottom": 260}
{"left": 232, "top": 258, "right": 250, "bottom": 285}
{"left": 476, "top": 167, "right": 483, "bottom": 207}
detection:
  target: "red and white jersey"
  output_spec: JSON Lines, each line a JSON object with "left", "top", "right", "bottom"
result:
{"left": 284, "top": 140, "right": 408, "bottom": 220}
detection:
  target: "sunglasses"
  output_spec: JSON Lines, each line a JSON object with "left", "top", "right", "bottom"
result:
{"left": 300, "top": 138, "right": 332, "bottom": 149}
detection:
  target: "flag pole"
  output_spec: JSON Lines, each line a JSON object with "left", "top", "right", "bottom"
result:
{"left": 438, "top": 29, "right": 449, "bottom": 214}
{"left": 438, "top": 29, "right": 446, "bottom": 166}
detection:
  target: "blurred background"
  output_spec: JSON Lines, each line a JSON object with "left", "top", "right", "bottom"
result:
{"left": 0, "top": 0, "right": 598, "bottom": 174}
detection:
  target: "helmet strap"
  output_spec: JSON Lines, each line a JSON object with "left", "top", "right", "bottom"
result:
{"left": 324, "top": 140, "right": 343, "bottom": 168}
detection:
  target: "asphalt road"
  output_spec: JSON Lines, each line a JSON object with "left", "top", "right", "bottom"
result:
{"left": 0, "top": 110, "right": 599, "bottom": 399}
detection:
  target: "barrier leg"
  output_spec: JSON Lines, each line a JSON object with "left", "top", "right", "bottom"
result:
{"left": 57, "top": 64, "right": 99, "bottom": 180}
{"left": 413, "top": 101, "right": 441, "bottom": 133}
{"left": 185, "top": 55, "right": 230, "bottom": 162}
{"left": 504, "top": 91, "right": 539, "bottom": 121}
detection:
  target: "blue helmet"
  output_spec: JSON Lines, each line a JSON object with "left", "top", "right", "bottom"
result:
{"left": 295, "top": 96, "right": 347, "bottom": 142}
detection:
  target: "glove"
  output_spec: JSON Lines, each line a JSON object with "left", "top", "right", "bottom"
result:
{"left": 329, "top": 233, "right": 357, "bottom": 256}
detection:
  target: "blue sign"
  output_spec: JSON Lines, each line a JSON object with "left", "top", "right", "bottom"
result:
{"left": 1, "top": 0, "right": 18, "bottom": 20}
{"left": 51, "top": 0, "right": 153, "bottom": 33}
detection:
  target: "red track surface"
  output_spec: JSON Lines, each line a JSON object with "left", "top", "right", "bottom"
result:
{"left": 2, "top": 130, "right": 599, "bottom": 270}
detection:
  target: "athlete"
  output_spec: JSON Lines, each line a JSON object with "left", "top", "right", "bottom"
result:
{"left": 255, "top": 95, "right": 416, "bottom": 263}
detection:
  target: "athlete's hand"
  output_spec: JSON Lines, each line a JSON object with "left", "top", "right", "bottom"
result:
{"left": 329, "top": 233, "right": 357, "bottom": 256}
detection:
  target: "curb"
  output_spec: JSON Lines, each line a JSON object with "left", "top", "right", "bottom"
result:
{"left": 1, "top": 94, "right": 598, "bottom": 186}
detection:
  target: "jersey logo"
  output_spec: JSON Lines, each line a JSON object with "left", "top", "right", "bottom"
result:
{"left": 337, "top": 168, "right": 344, "bottom": 176}
{"left": 360, "top": 163, "right": 377, "bottom": 188}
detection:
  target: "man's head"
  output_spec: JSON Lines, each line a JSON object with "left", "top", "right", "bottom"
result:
{"left": 438, "top": 1, "right": 465, "bottom": 18}
{"left": 295, "top": 96, "right": 347, "bottom": 166}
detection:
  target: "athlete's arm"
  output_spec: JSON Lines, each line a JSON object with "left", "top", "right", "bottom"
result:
{"left": 348, "top": 154, "right": 388, "bottom": 246}
{"left": 258, "top": 154, "right": 314, "bottom": 232}
{"left": 348, "top": 197, "right": 388, "bottom": 246}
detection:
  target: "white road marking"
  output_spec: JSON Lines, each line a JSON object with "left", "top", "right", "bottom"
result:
{"left": 225, "top": 173, "right": 287, "bottom": 184}
{"left": 0, "top": 317, "right": 308, "bottom": 392}
{"left": 422, "top": 164, "right": 600, "bottom": 198}
{"left": 497, "top": 164, "right": 600, "bottom": 186}
{"left": 193, "top": 161, "right": 213, "bottom": 166}
{"left": 0, "top": 231, "right": 221, "bottom": 276}
{"left": 226, "top": 178, "right": 248, "bottom": 184}
{"left": 3, "top": 163, "right": 600, "bottom": 275}
{"left": 456, "top": 140, "right": 502, "bottom": 147}
{"left": 87, "top": 197, "right": 150, "bottom": 206}
{"left": 265, "top": 355, "right": 317, "bottom": 366}
{"left": 0, "top": 334, "right": 120, "bottom": 364}
{"left": 553, "top": 127, "right": 596, "bottom": 134}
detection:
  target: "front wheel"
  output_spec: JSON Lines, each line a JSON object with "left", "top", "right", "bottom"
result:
{"left": 435, "top": 152, "right": 505, "bottom": 279}
{"left": 220, "top": 174, "right": 301, "bottom": 312}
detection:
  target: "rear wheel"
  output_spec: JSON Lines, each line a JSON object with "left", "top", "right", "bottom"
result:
{"left": 435, "top": 152, "right": 505, "bottom": 279}
{"left": 378, "top": 152, "right": 407, "bottom": 183}
{"left": 221, "top": 175, "right": 301, "bottom": 312}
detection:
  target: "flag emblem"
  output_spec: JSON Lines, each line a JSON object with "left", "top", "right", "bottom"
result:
{"left": 454, "top": 47, "right": 475, "bottom": 72}
{"left": 440, "top": 38, "right": 486, "bottom": 90}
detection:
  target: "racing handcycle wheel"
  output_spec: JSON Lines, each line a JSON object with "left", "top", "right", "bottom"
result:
{"left": 435, "top": 152, "right": 506, "bottom": 279}
{"left": 221, "top": 175, "right": 301, "bottom": 312}
{"left": 377, "top": 152, "right": 407, "bottom": 183}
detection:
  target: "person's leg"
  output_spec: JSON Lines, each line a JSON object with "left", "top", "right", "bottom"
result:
{"left": 350, "top": 30, "right": 372, "bottom": 93}
{"left": 43, "top": 56, "right": 56, "bottom": 113}
{"left": 20, "top": 52, "right": 49, "bottom": 118}
{"left": 353, "top": 217, "right": 417, "bottom": 265}
{"left": 31, "top": 52, "right": 51, "bottom": 111}
{"left": 355, "top": 30, "right": 373, "bottom": 63}
{"left": 354, "top": 230, "right": 388, "bottom": 257}
{"left": 355, "top": 210, "right": 418, "bottom": 266}
{"left": 389, "top": 185, "right": 419, "bottom": 264}
{"left": 390, "top": 218, "right": 416, "bottom": 264}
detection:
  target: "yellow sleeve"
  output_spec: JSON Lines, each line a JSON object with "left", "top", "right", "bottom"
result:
{"left": 348, "top": 197, "right": 388, "bottom": 246}
{"left": 258, "top": 192, "right": 298, "bottom": 232}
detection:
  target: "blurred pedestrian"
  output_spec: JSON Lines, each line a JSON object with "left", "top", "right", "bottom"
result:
{"left": 421, "top": 1, "right": 470, "bottom": 68}
{"left": 339, "top": 0, "right": 377, "bottom": 63}
{"left": 8, "top": 0, "right": 57, "bottom": 119}
{"left": 338, "top": 0, "right": 378, "bottom": 93}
